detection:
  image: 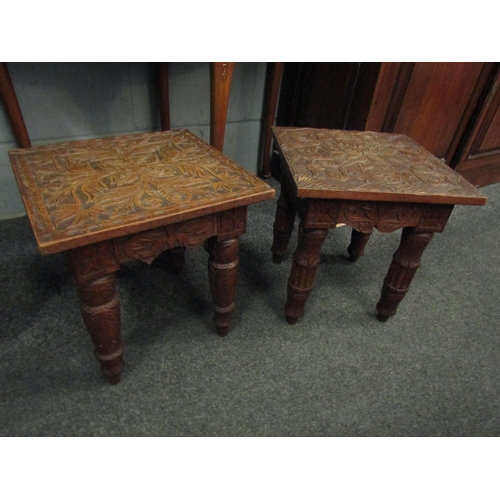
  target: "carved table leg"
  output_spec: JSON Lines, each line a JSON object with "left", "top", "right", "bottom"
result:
{"left": 285, "top": 222, "right": 328, "bottom": 325}
{"left": 207, "top": 236, "right": 240, "bottom": 337}
{"left": 271, "top": 181, "right": 297, "bottom": 263}
{"left": 376, "top": 227, "right": 434, "bottom": 322}
{"left": 75, "top": 273, "right": 123, "bottom": 384}
{"left": 347, "top": 229, "right": 373, "bottom": 262}
{"left": 166, "top": 247, "right": 186, "bottom": 274}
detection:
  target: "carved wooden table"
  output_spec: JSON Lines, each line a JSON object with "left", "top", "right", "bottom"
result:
{"left": 271, "top": 127, "right": 487, "bottom": 325}
{"left": 9, "top": 129, "right": 275, "bottom": 383}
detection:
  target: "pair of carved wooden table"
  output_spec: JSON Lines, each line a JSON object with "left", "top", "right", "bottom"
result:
{"left": 270, "top": 127, "right": 487, "bottom": 325}
{"left": 9, "top": 129, "right": 274, "bottom": 384}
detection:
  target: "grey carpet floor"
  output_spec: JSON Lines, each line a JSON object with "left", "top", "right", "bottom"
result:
{"left": 1, "top": 178, "right": 499, "bottom": 436}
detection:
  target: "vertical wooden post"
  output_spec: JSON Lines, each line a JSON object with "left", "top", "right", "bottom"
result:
{"left": 259, "top": 62, "right": 284, "bottom": 178}
{"left": 158, "top": 62, "right": 171, "bottom": 131}
{"left": 209, "top": 62, "right": 235, "bottom": 152}
{"left": 0, "top": 62, "right": 31, "bottom": 148}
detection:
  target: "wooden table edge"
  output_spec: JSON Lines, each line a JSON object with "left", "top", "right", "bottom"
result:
{"left": 33, "top": 187, "right": 276, "bottom": 255}
{"left": 294, "top": 187, "right": 488, "bottom": 206}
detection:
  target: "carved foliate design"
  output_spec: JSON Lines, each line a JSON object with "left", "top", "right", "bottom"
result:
{"left": 305, "top": 198, "right": 451, "bottom": 234}
{"left": 218, "top": 206, "right": 247, "bottom": 239}
{"left": 120, "top": 216, "right": 217, "bottom": 264}
{"left": 272, "top": 127, "right": 487, "bottom": 206}
{"left": 68, "top": 240, "right": 120, "bottom": 283}
{"left": 285, "top": 223, "right": 329, "bottom": 324}
{"left": 9, "top": 129, "right": 274, "bottom": 254}
{"left": 418, "top": 204, "right": 453, "bottom": 232}
{"left": 75, "top": 273, "right": 123, "bottom": 383}
{"left": 305, "top": 199, "right": 340, "bottom": 227}
{"left": 76, "top": 273, "right": 117, "bottom": 307}
{"left": 291, "top": 224, "right": 329, "bottom": 270}
{"left": 376, "top": 228, "right": 434, "bottom": 321}
{"left": 340, "top": 201, "right": 380, "bottom": 232}
{"left": 377, "top": 204, "right": 424, "bottom": 232}
{"left": 338, "top": 200, "right": 423, "bottom": 233}
{"left": 80, "top": 296, "right": 121, "bottom": 355}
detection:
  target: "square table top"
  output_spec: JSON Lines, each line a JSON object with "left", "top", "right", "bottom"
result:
{"left": 272, "top": 127, "right": 487, "bottom": 206}
{"left": 10, "top": 129, "right": 275, "bottom": 254}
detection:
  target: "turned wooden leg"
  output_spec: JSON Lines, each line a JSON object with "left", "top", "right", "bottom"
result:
{"left": 347, "top": 229, "right": 373, "bottom": 262}
{"left": 285, "top": 222, "right": 328, "bottom": 325}
{"left": 376, "top": 227, "right": 434, "bottom": 322}
{"left": 75, "top": 273, "right": 124, "bottom": 384}
{"left": 207, "top": 236, "right": 240, "bottom": 337}
{"left": 271, "top": 182, "right": 297, "bottom": 263}
{"left": 166, "top": 247, "right": 186, "bottom": 274}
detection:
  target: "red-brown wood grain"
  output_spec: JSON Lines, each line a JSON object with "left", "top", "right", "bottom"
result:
{"left": 392, "top": 63, "right": 484, "bottom": 159}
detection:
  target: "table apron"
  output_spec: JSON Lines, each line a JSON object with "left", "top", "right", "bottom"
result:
{"left": 303, "top": 199, "right": 454, "bottom": 233}
{"left": 66, "top": 206, "right": 249, "bottom": 282}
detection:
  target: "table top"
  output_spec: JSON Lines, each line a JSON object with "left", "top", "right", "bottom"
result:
{"left": 272, "top": 127, "right": 487, "bottom": 206}
{"left": 10, "top": 129, "right": 275, "bottom": 254}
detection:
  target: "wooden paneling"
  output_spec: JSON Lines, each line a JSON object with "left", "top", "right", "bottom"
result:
{"left": 479, "top": 102, "right": 500, "bottom": 152}
{"left": 365, "top": 63, "right": 405, "bottom": 131}
{"left": 276, "top": 63, "right": 381, "bottom": 130}
{"left": 271, "top": 62, "right": 500, "bottom": 187}
{"left": 392, "top": 63, "right": 484, "bottom": 159}
{"left": 453, "top": 64, "right": 500, "bottom": 186}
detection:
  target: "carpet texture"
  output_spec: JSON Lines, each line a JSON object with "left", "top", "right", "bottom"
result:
{"left": 1, "top": 178, "right": 499, "bottom": 436}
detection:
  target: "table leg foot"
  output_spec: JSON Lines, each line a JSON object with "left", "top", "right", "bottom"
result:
{"left": 76, "top": 274, "right": 124, "bottom": 384}
{"left": 107, "top": 373, "right": 122, "bottom": 385}
{"left": 216, "top": 326, "right": 230, "bottom": 337}
{"left": 271, "top": 180, "right": 296, "bottom": 263}
{"left": 208, "top": 237, "right": 239, "bottom": 336}
{"left": 284, "top": 223, "right": 328, "bottom": 324}
{"left": 97, "top": 355, "right": 123, "bottom": 384}
{"left": 347, "top": 229, "right": 372, "bottom": 262}
{"left": 273, "top": 253, "right": 285, "bottom": 264}
{"left": 376, "top": 227, "right": 434, "bottom": 320}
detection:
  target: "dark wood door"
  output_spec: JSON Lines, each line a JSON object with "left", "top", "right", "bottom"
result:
{"left": 276, "top": 63, "right": 381, "bottom": 131}
{"left": 366, "top": 63, "right": 491, "bottom": 160}
{"left": 452, "top": 64, "right": 500, "bottom": 186}
{"left": 390, "top": 63, "right": 485, "bottom": 160}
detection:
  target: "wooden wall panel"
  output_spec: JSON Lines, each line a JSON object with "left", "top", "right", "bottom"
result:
{"left": 393, "top": 63, "right": 484, "bottom": 159}
{"left": 479, "top": 103, "right": 500, "bottom": 152}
